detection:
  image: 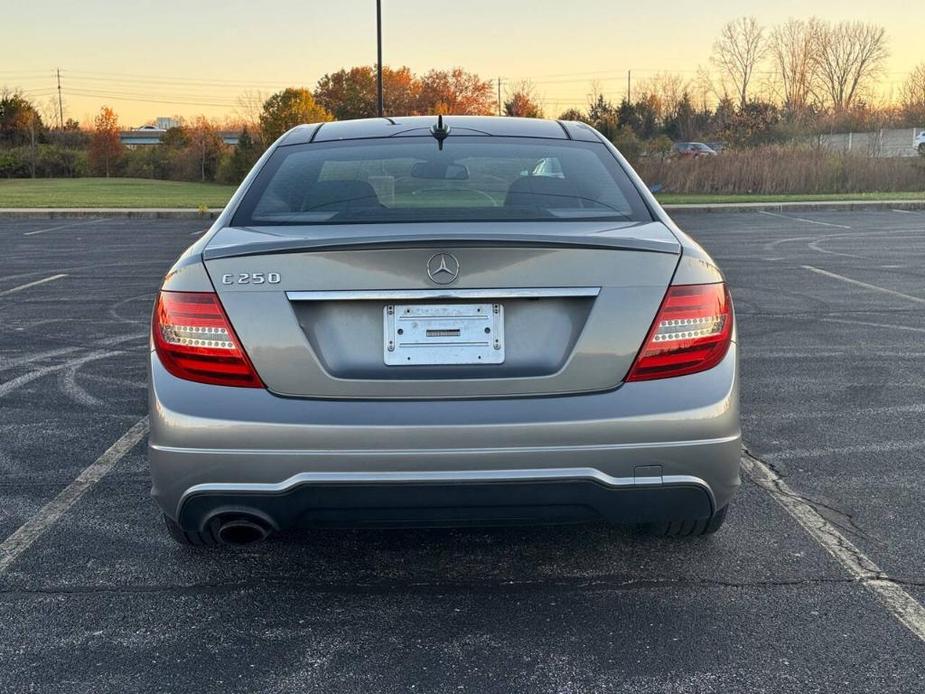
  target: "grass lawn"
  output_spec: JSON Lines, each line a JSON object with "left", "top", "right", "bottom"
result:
{"left": 0, "top": 178, "right": 236, "bottom": 208}
{"left": 656, "top": 191, "right": 925, "bottom": 205}
{"left": 1, "top": 178, "right": 923, "bottom": 209}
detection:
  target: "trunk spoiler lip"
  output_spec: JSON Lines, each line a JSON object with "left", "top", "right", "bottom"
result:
{"left": 203, "top": 228, "right": 681, "bottom": 261}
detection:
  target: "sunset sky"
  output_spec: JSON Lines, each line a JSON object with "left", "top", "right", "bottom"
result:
{"left": 2, "top": 0, "right": 921, "bottom": 127}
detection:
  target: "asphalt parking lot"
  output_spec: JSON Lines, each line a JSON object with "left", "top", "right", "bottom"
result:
{"left": 0, "top": 209, "right": 924, "bottom": 693}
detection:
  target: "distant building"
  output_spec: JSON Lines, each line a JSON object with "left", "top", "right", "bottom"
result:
{"left": 156, "top": 117, "right": 179, "bottom": 130}
{"left": 120, "top": 124, "right": 242, "bottom": 148}
{"left": 121, "top": 126, "right": 166, "bottom": 148}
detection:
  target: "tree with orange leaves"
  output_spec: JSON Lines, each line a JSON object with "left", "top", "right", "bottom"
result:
{"left": 88, "top": 106, "right": 123, "bottom": 177}
{"left": 504, "top": 81, "right": 543, "bottom": 118}
{"left": 315, "top": 65, "right": 420, "bottom": 119}
{"left": 416, "top": 68, "right": 495, "bottom": 115}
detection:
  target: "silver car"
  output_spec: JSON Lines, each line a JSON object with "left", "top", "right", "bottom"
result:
{"left": 148, "top": 116, "right": 739, "bottom": 546}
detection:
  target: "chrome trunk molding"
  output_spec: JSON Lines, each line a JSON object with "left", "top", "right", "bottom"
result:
{"left": 286, "top": 287, "right": 601, "bottom": 301}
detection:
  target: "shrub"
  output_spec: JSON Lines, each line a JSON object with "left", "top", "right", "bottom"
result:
{"left": 36, "top": 145, "right": 87, "bottom": 177}
{"left": 609, "top": 127, "right": 642, "bottom": 164}
{"left": 634, "top": 145, "right": 925, "bottom": 195}
{"left": 0, "top": 148, "right": 30, "bottom": 177}
{"left": 123, "top": 147, "right": 175, "bottom": 180}
{"left": 215, "top": 128, "right": 262, "bottom": 185}
{"left": 645, "top": 135, "right": 673, "bottom": 159}
{"left": 0, "top": 146, "right": 86, "bottom": 178}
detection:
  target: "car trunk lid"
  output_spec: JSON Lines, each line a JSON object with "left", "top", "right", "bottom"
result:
{"left": 203, "top": 221, "right": 680, "bottom": 399}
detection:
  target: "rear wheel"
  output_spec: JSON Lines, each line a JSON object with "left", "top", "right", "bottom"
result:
{"left": 163, "top": 513, "right": 222, "bottom": 547}
{"left": 637, "top": 505, "right": 728, "bottom": 537}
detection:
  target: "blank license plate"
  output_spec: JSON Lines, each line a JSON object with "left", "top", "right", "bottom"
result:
{"left": 384, "top": 303, "right": 505, "bottom": 366}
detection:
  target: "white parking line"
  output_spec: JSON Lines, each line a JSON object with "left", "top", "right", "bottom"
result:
{"left": 0, "top": 346, "right": 83, "bottom": 372}
{"left": 0, "top": 350, "right": 123, "bottom": 398}
{"left": 0, "top": 333, "right": 145, "bottom": 373}
{"left": 0, "top": 417, "right": 149, "bottom": 576}
{"left": 759, "top": 211, "right": 852, "bottom": 229}
{"left": 803, "top": 265, "right": 925, "bottom": 304}
{"left": 22, "top": 219, "right": 102, "bottom": 236}
{"left": 0, "top": 273, "right": 68, "bottom": 297}
{"left": 742, "top": 454, "right": 925, "bottom": 642}
{"left": 764, "top": 236, "right": 816, "bottom": 250}
{"left": 806, "top": 237, "right": 866, "bottom": 259}
{"left": 60, "top": 361, "right": 104, "bottom": 407}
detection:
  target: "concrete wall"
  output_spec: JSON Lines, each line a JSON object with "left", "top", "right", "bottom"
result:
{"left": 814, "top": 127, "right": 924, "bottom": 157}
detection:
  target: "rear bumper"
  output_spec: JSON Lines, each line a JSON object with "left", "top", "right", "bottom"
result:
{"left": 178, "top": 471, "right": 716, "bottom": 529}
{"left": 148, "top": 344, "right": 740, "bottom": 530}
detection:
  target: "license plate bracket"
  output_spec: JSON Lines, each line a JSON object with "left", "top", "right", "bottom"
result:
{"left": 384, "top": 303, "right": 505, "bottom": 366}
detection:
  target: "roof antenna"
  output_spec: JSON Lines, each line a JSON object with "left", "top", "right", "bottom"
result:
{"left": 430, "top": 114, "right": 450, "bottom": 150}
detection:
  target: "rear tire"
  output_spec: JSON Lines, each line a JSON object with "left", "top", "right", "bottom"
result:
{"left": 637, "top": 504, "right": 728, "bottom": 537}
{"left": 163, "top": 513, "right": 222, "bottom": 547}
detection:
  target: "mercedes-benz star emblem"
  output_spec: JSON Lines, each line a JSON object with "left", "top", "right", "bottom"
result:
{"left": 426, "top": 252, "right": 460, "bottom": 285}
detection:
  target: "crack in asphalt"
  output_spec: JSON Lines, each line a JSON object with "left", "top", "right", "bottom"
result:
{"left": 742, "top": 450, "right": 925, "bottom": 641}
{"left": 742, "top": 448, "right": 874, "bottom": 542}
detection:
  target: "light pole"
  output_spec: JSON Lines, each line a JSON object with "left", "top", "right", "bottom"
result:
{"left": 376, "top": 0, "right": 384, "bottom": 117}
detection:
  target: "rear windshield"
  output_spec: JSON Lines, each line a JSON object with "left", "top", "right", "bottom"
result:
{"left": 232, "top": 137, "right": 651, "bottom": 226}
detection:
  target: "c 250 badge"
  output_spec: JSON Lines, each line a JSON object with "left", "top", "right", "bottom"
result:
{"left": 221, "top": 272, "right": 281, "bottom": 285}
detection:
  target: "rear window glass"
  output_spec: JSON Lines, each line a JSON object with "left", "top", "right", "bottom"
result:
{"left": 232, "top": 137, "right": 651, "bottom": 226}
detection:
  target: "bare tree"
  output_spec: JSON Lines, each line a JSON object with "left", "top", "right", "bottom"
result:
{"left": 899, "top": 63, "right": 925, "bottom": 114}
{"left": 693, "top": 66, "right": 722, "bottom": 110}
{"left": 637, "top": 72, "right": 691, "bottom": 119}
{"left": 585, "top": 81, "right": 607, "bottom": 109}
{"left": 34, "top": 96, "right": 62, "bottom": 130}
{"left": 187, "top": 116, "right": 224, "bottom": 182}
{"left": 812, "top": 21, "right": 889, "bottom": 111}
{"left": 234, "top": 90, "right": 267, "bottom": 140}
{"left": 711, "top": 17, "right": 768, "bottom": 108}
{"left": 769, "top": 18, "right": 819, "bottom": 112}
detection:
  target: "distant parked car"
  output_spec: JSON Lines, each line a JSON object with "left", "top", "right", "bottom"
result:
{"left": 915, "top": 130, "right": 925, "bottom": 155}
{"left": 671, "top": 142, "right": 718, "bottom": 158}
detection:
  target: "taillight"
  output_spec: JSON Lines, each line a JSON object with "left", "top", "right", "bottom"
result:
{"left": 152, "top": 291, "right": 263, "bottom": 388}
{"left": 626, "top": 283, "right": 733, "bottom": 382}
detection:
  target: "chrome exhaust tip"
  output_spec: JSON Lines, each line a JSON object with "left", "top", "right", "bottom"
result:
{"left": 216, "top": 518, "right": 270, "bottom": 546}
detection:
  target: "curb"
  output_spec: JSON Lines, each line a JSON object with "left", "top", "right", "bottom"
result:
{"left": 662, "top": 200, "right": 925, "bottom": 214}
{"left": 0, "top": 200, "right": 923, "bottom": 219}
{"left": 0, "top": 208, "right": 223, "bottom": 219}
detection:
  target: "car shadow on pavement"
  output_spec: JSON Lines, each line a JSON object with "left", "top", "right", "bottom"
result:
{"left": 165, "top": 519, "right": 737, "bottom": 590}
{"left": 140, "top": 480, "right": 817, "bottom": 590}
